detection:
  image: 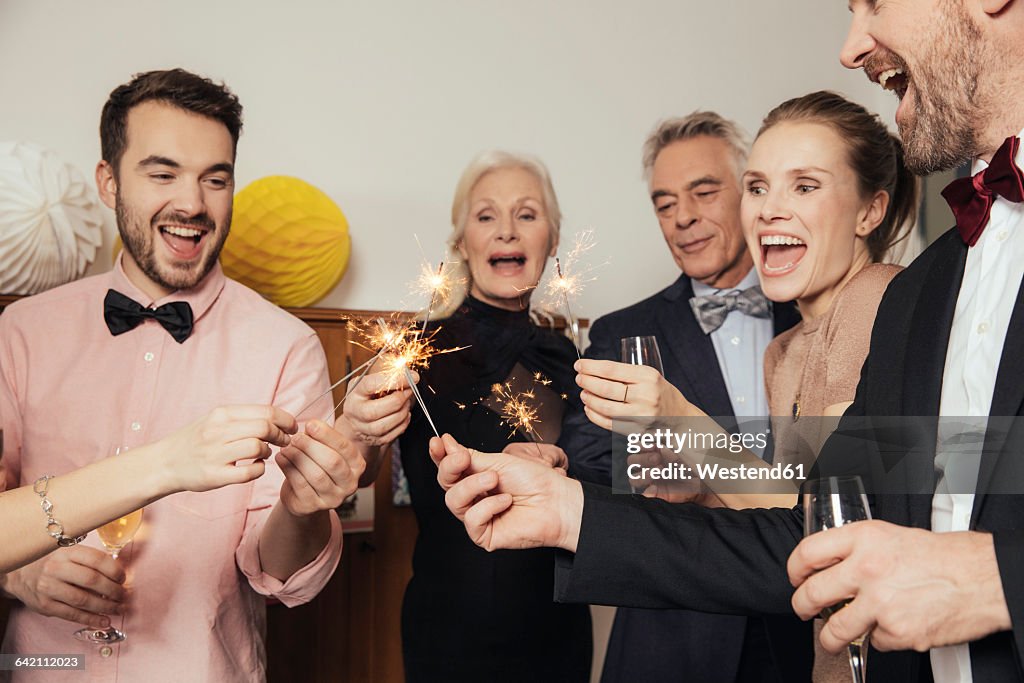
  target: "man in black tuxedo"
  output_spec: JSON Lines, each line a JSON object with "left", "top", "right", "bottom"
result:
{"left": 558, "top": 113, "right": 807, "bottom": 682}
{"left": 430, "top": 1, "right": 1024, "bottom": 681}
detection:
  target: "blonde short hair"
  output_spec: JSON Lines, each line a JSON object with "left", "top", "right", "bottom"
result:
{"left": 434, "top": 150, "right": 561, "bottom": 317}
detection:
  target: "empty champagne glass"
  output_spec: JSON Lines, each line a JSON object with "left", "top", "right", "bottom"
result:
{"left": 620, "top": 336, "right": 664, "bottom": 374}
{"left": 803, "top": 475, "right": 871, "bottom": 683}
{"left": 74, "top": 447, "right": 143, "bottom": 645}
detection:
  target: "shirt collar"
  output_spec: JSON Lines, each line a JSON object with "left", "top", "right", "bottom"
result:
{"left": 108, "top": 253, "right": 226, "bottom": 323}
{"left": 691, "top": 266, "right": 760, "bottom": 298}
{"left": 971, "top": 126, "right": 1024, "bottom": 175}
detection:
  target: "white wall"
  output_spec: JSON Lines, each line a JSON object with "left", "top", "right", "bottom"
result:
{"left": 0, "top": 0, "right": 895, "bottom": 320}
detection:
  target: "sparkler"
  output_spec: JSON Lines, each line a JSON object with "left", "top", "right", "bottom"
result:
{"left": 553, "top": 258, "right": 582, "bottom": 359}
{"left": 348, "top": 317, "right": 467, "bottom": 436}
{"left": 406, "top": 367, "right": 439, "bottom": 437}
{"left": 295, "top": 353, "right": 380, "bottom": 419}
{"left": 540, "top": 230, "right": 604, "bottom": 359}
{"left": 414, "top": 261, "right": 451, "bottom": 338}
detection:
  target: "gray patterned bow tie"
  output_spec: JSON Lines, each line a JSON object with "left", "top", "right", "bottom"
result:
{"left": 689, "top": 286, "right": 771, "bottom": 335}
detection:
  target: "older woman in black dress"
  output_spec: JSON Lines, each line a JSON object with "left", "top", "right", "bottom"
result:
{"left": 339, "top": 150, "right": 592, "bottom": 682}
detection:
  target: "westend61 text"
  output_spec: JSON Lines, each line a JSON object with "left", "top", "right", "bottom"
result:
{"left": 627, "top": 462, "right": 806, "bottom": 482}
{"left": 625, "top": 428, "right": 768, "bottom": 455}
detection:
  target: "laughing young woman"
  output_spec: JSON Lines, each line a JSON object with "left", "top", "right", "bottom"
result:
{"left": 578, "top": 90, "right": 919, "bottom": 494}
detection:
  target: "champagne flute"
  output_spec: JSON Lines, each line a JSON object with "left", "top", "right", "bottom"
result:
{"left": 803, "top": 475, "right": 871, "bottom": 683}
{"left": 620, "top": 335, "right": 664, "bottom": 374}
{"left": 74, "top": 447, "right": 143, "bottom": 645}
{"left": 620, "top": 336, "right": 664, "bottom": 493}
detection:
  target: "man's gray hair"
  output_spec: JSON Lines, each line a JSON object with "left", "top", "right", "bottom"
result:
{"left": 641, "top": 111, "right": 750, "bottom": 180}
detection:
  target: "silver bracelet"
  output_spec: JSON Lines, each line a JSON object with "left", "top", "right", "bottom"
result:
{"left": 33, "top": 475, "right": 88, "bottom": 547}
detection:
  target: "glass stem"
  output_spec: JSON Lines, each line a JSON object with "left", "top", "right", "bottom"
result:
{"left": 847, "top": 636, "right": 867, "bottom": 683}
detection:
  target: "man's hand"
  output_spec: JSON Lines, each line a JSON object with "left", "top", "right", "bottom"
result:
{"left": 788, "top": 520, "right": 1012, "bottom": 653}
{"left": 4, "top": 546, "right": 125, "bottom": 628}
{"left": 575, "top": 359, "right": 694, "bottom": 432}
{"left": 502, "top": 442, "right": 569, "bottom": 473}
{"left": 431, "top": 434, "right": 583, "bottom": 553}
{"left": 276, "top": 419, "right": 366, "bottom": 516}
{"left": 156, "top": 405, "right": 298, "bottom": 494}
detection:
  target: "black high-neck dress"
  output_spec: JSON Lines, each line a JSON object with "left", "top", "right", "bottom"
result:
{"left": 398, "top": 295, "right": 593, "bottom": 683}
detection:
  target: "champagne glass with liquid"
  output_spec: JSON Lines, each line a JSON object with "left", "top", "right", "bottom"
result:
{"left": 74, "top": 447, "right": 143, "bottom": 645}
{"left": 803, "top": 475, "right": 871, "bottom": 683}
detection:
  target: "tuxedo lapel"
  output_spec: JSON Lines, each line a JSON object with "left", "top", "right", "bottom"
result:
{"left": 903, "top": 231, "right": 967, "bottom": 527}
{"left": 903, "top": 232, "right": 967, "bottom": 416}
{"left": 972, "top": 272, "right": 1024, "bottom": 520}
{"left": 988, "top": 279, "right": 1024, "bottom": 417}
{"left": 657, "top": 277, "right": 734, "bottom": 417}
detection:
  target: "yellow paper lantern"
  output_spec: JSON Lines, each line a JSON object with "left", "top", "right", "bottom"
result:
{"left": 221, "top": 176, "right": 350, "bottom": 307}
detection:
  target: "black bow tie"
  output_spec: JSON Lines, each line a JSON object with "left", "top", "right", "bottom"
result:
{"left": 103, "top": 289, "right": 194, "bottom": 343}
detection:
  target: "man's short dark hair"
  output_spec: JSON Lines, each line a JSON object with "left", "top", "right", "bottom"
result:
{"left": 100, "top": 68, "right": 243, "bottom": 175}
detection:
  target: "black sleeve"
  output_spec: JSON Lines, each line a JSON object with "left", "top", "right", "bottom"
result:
{"left": 554, "top": 482, "right": 804, "bottom": 616}
{"left": 992, "top": 531, "right": 1024, "bottom": 674}
{"left": 560, "top": 315, "right": 618, "bottom": 485}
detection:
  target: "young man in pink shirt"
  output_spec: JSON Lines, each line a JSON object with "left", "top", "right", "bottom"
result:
{"left": 0, "top": 69, "right": 363, "bottom": 682}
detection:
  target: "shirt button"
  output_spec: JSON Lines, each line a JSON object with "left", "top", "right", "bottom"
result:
{"left": 998, "top": 230, "right": 1009, "bottom": 242}
{"left": 130, "top": 421, "right": 141, "bottom": 432}
{"left": 736, "top": 396, "right": 746, "bottom": 404}
{"left": 144, "top": 352, "right": 154, "bottom": 362}
{"left": 730, "top": 336, "right": 741, "bottom": 346}
{"left": 977, "top": 322, "right": 990, "bottom": 335}
{"left": 99, "top": 646, "right": 113, "bottom": 658}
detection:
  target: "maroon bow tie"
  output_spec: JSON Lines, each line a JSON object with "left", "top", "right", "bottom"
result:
{"left": 941, "top": 136, "right": 1024, "bottom": 247}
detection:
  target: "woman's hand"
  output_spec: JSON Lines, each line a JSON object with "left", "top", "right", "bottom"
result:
{"left": 337, "top": 369, "right": 417, "bottom": 450}
{"left": 575, "top": 358, "right": 696, "bottom": 432}
{"left": 153, "top": 404, "right": 297, "bottom": 494}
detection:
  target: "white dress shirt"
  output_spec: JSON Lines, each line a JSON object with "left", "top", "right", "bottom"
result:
{"left": 691, "top": 268, "right": 773, "bottom": 420}
{"left": 932, "top": 130, "right": 1024, "bottom": 683}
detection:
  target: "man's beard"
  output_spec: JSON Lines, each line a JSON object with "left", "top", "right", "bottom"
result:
{"left": 891, "top": 1, "right": 986, "bottom": 174}
{"left": 116, "top": 193, "right": 228, "bottom": 293}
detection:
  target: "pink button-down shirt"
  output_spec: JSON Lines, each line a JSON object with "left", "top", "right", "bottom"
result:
{"left": 0, "top": 260, "right": 342, "bottom": 682}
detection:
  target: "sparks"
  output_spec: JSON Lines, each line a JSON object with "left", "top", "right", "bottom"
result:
{"left": 412, "top": 260, "right": 459, "bottom": 337}
{"left": 347, "top": 317, "right": 468, "bottom": 391}
{"left": 493, "top": 382, "right": 543, "bottom": 442}
{"left": 536, "top": 230, "right": 607, "bottom": 359}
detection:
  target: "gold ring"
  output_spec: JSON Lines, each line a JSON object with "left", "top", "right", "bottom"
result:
{"left": 622, "top": 385, "right": 629, "bottom": 403}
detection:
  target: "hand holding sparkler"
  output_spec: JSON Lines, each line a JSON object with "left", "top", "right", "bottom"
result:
{"left": 337, "top": 369, "right": 416, "bottom": 448}
{"left": 503, "top": 442, "right": 569, "bottom": 473}
{"left": 350, "top": 318, "right": 467, "bottom": 439}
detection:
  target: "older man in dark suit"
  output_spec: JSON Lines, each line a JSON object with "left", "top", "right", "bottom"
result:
{"left": 432, "top": 1, "right": 1024, "bottom": 681}
{"left": 559, "top": 113, "right": 807, "bottom": 683}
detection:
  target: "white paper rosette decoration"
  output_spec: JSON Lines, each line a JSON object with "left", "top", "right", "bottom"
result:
{"left": 0, "top": 141, "right": 105, "bottom": 294}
